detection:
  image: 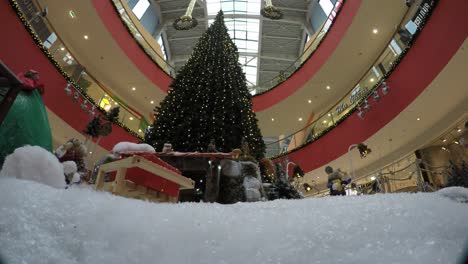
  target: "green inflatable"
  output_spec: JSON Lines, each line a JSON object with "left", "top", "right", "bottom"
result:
{"left": 0, "top": 72, "right": 53, "bottom": 167}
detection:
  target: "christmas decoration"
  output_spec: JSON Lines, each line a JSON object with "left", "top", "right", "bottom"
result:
{"left": 447, "top": 161, "right": 468, "bottom": 188}
{"left": 261, "top": 0, "right": 283, "bottom": 20}
{"left": 173, "top": 0, "right": 198, "bottom": 30}
{"left": 83, "top": 107, "right": 120, "bottom": 140}
{"left": 0, "top": 70, "right": 53, "bottom": 167}
{"left": 145, "top": 11, "right": 266, "bottom": 160}
{"left": 54, "top": 138, "right": 88, "bottom": 179}
{"left": 357, "top": 143, "right": 371, "bottom": 158}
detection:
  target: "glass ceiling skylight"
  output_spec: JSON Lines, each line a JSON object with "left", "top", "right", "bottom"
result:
{"left": 206, "top": 0, "right": 261, "bottom": 87}
{"left": 132, "top": 0, "right": 150, "bottom": 19}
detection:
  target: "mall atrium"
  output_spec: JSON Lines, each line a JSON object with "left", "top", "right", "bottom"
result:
{"left": 0, "top": 0, "right": 467, "bottom": 263}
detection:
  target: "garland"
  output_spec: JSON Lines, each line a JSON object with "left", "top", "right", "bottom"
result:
{"left": 109, "top": 0, "right": 175, "bottom": 77}
{"left": 8, "top": 0, "right": 144, "bottom": 141}
{"left": 269, "top": 0, "right": 438, "bottom": 160}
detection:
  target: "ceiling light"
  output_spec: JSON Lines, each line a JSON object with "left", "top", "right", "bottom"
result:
{"left": 326, "top": 85, "right": 331, "bottom": 90}
{"left": 60, "top": 47, "right": 65, "bottom": 51}
{"left": 132, "top": 87, "right": 136, "bottom": 91}
{"left": 372, "top": 28, "right": 378, "bottom": 34}
{"left": 114, "top": 102, "right": 118, "bottom": 105}
{"left": 138, "top": 129, "right": 142, "bottom": 132}
{"left": 129, "top": 117, "right": 134, "bottom": 120}
{"left": 89, "top": 151, "right": 93, "bottom": 154}
{"left": 271, "top": 118, "right": 275, "bottom": 121}
{"left": 442, "top": 139, "right": 447, "bottom": 142}
{"left": 69, "top": 10, "right": 76, "bottom": 18}
{"left": 298, "top": 117, "right": 303, "bottom": 121}
{"left": 322, "top": 120, "right": 327, "bottom": 124}
{"left": 457, "top": 128, "right": 462, "bottom": 133}
{"left": 83, "top": 35, "right": 89, "bottom": 40}
{"left": 308, "top": 99, "right": 312, "bottom": 103}
{"left": 327, "top": 113, "right": 331, "bottom": 117}
{"left": 150, "top": 100, "right": 154, "bottom": 104}
{"left": 370, "top": 78, "right": 375, "bottom": 82}
{"left": 370, "top": 176, "right": 376, "bottom": 181}
{"left": 441, "top": 147, "right": 448, "bottom": 151}
{"left": 416, "top": 117, "right": 421, "bottom": 121}
{"left": 454, "top": 141, "right": 459, "bottom": 145}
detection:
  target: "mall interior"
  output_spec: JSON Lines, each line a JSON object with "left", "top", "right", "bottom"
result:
{"left": 1, "top": 0, "right": 468, "bottom": 263}
{"left": 1, "top": 0, "right": 467, "bottom": 197}
{"left": 0, "top": 0, "right": 467, "bottom": 195}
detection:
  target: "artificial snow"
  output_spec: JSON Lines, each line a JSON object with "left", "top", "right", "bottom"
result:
{"left": 0, "top": 146, "right": 65, "bottom": 189}
{"left": 112, "top": 142, "right": 155, "bottom": 154}
{"left": 62, "top": 161, "right": 77, "bottom": 175}
{"left": 1, "top": 178, "right": 468, "bottom": 264}
{"left": 437, "top": 186, "right": 468, "bottom": 203}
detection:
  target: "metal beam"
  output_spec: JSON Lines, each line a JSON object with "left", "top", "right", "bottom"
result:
{"left": 172, "top": 53, "right": 296, "bottom": 63}
{"left": 279, "top": 7, "right": 308, "bottom": 12}
{"left": 161, "top": 7, "right": 203, "bottom": 14}
{"left": 196, "top": 0, "right": 209, "bottom": 30}
{"left": 169, "top": 36, "right": 200, "bottom": 41}
{"left": 150, "top": 0, "right": 165, "bottom": 39}
{"left": 298, "top": 30, "right": 308, "bottom": 56}
{"left": 256, "top": 0, "right": 264, "bottom": 85}
{"left": 262, "top": 35, "right": 300, "bottom": 41}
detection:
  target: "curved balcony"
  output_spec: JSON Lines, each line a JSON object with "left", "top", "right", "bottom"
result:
{"left": 267, "top": 0, "right": 467, "bottom": 175}
{"left": 1, "top": 0, "right": 141, "bottom": 149}
{"left": 8, "top": 0, "right": 151, "bottom": 139}
{"left": 265, "top": 0, "right": 429, "bottom": 159}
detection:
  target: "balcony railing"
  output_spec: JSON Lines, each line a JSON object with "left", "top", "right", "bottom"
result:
{"left": 110, "top": 0, "right": 177, "bottom": 78}
{"left": 266, "top": 0, "right": 437, "bottom": 159}
{"left": 11, "top": 0, "right": 148, "bottom": 139}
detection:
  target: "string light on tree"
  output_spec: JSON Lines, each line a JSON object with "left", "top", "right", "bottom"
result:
{"left": 145, "top": 11, "right": 266, "bottom": 159}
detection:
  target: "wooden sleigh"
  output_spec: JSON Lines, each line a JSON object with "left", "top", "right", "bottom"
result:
{"left": 95, "top": 154, "right": 195, "bottom": 203}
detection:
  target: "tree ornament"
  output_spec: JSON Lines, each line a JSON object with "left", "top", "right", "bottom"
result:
{"left": 64, "top": 83, "right": 72, "bottom": 96}
{"left": 173, "top": 0, "right": 198, "bottom": 30}
{"left": 261, "top": 0, "right": 283, "bottom": 20}
{"left": 89, "top": 106, "right": 96, "bottom": 116}
{"left": 73, "top": 91, "right": 79, "bottom": 102}
{"left": 80, "top": 100, "right": 88, "bottom": 110}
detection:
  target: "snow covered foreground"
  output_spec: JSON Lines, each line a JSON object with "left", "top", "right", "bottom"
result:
{"left": 1, "top": 178, "right": 467, "bottom": 264}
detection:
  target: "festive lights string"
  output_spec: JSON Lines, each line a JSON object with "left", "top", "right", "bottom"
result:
{"left": 268, "top": 0, "right": 437, "bottom": 161}
{"left": 8, "top": 0, "right": 144, "bottom": 140}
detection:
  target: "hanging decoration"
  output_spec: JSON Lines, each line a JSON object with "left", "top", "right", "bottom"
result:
{"left": 173, "top": 0, "right": 198, "bottom": 30}
{"left": 261, "top": 0, "right": 283, "bottom": 20}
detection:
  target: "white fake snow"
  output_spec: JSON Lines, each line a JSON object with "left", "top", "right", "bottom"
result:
{"left": 0, "top": 146, "right": 65, "bottom": 189}
{"left": 1, "top": 178, "right": 467, "bottom": 264}
{"left": 112, "top": 142, "right": 155, "bottom": 153}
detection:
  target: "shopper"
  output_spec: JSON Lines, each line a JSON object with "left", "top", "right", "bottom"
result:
{"left": 326, "top": 166, "right": 351, "bottom": 196}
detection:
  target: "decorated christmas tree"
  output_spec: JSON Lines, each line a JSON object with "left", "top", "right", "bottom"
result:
{"left": 145, "top": 11, "right": 265, "bottom": 159}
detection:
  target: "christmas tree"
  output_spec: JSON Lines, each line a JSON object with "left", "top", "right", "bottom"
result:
{"left": 145, "top": 11, "right": 265, "bottom": 159}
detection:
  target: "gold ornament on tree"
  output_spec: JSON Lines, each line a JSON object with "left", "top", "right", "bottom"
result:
{"left": 173, "top": 0, "right": 198, "bottom": 30}
{"left": 261, "top": 0, "right": 283, "bottom": 20}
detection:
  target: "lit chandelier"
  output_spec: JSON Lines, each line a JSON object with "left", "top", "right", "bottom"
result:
{"left": 261, "top": 0, "right": 283, "bottom": 20}
{"left": 173, "top": 0, "right": 199, "bottom": 30}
